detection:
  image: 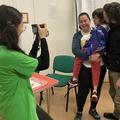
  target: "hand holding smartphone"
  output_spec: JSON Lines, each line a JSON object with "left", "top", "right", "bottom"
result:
{"left": 37, "top": 24, "right": 49, "bottom": 38}
{"left": 31, "top": 24, "right": 49, "bottom": 38}
{"left": 32, "top": 24, "right": 45, "bottom": 34}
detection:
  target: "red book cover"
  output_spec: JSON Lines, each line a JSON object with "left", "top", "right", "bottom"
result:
{"left": 30, "top": 73, "right": 59, "bottom": 92}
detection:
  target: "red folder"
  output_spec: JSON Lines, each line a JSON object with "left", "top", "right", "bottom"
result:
{"left": 30, "top": 73, "right": 59, "bottom": 93}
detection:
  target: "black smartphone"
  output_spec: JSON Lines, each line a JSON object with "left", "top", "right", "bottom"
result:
{"left": 32, "top": 24, "right": 38, "bottom": 34}
{"left": 31, "top": 24, "right": 45, "bottom": 34}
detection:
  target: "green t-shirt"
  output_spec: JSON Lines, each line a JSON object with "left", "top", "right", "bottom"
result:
{"left": 0, "top": 45, "right": 39, "bottom": 120}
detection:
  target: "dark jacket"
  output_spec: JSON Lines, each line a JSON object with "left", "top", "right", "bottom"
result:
{"left": 104, "top": 24, "right": 120, "bottom": 72}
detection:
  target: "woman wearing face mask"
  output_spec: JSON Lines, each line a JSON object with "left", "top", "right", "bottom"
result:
{"left": 0, "top": 5, "right": 52, "bottom": 120}
{"left": 73, "top": 12, "right": 106, "bottom": 120}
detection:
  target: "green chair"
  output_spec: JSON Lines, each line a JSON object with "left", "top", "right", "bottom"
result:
{"left": 47, "top": 55, "right": 77, "bottom": 112}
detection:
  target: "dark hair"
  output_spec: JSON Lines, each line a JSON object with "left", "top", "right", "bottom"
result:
{"left": 92, "top": 8, "right": 105, "bottom": 24}
{"left": 78, "top": 12, "right": 91, "bottom": 29}
{"left": 78, "top": 12, "right": 91, "bottom": 21}
{"left": 0, "top": 5, "right": 24, "bottom": 53}
{"left": 103, "top": 2, "right": 120, "bottom": 24}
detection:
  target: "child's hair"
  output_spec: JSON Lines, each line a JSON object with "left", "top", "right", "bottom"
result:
{"left": 0, "top": 5, "right": 24, "bottom": 53}
{"left": 92, "top": 8, "right": 105, "bottom": 24}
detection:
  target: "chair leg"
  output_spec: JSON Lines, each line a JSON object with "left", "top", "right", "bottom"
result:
{"left": 64, "top": 85, "right": 73, "bottom": 97}
{"left": 66, "top": 84, "right": 70, "bottom": 112}
{"left": 39, "top": 91, "right": 43, "bottom": 105}
{"left": 51, "top": 87, "right": 54, "bottom": 95}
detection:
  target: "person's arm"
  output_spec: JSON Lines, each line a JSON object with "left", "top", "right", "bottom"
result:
{"left": 29, "top": 35, "right": 40, "bottom": 58}
{"left": 36, "top": 38, "right": 49, "bottom": 71}
{"left": 72, "top": 32, "right": 89, "bottom": 60}
{"left": 29, "top": 25, "right": 50, "bottom": 71}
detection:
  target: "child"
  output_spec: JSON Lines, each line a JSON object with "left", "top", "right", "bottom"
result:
{"left": 70, "top": 8, "right": 108, "bottom": 102}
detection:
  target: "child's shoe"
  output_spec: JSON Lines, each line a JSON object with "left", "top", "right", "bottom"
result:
{"left": 91, "top": 90, "right": 98, "bottom": 102}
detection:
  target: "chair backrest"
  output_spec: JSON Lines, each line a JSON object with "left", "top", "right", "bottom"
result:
{"left": 53, "top": 55, "right": 74, "bottom": 73}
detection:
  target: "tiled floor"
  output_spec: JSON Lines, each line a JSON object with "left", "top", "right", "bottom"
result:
{"left": 35, "top": 82, "right": 113, "bottom": 120}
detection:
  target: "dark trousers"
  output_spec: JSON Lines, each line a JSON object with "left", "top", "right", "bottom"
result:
{"left": 36, "top": 105, "right": 54, "bottom": 120}
{"left": 77, "top": 65, "right": 106, "bottom": 112}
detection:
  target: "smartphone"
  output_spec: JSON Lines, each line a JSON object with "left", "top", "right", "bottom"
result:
{"left": 31, "top": 24, "right": 45, "bottom": 34}
{"left": 31, "top": 24, "right": 38, "bottom": 34}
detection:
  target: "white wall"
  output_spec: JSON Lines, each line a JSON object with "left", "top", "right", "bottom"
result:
{"left": 0, "top": 0, "right": 13, "bottom": 6}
